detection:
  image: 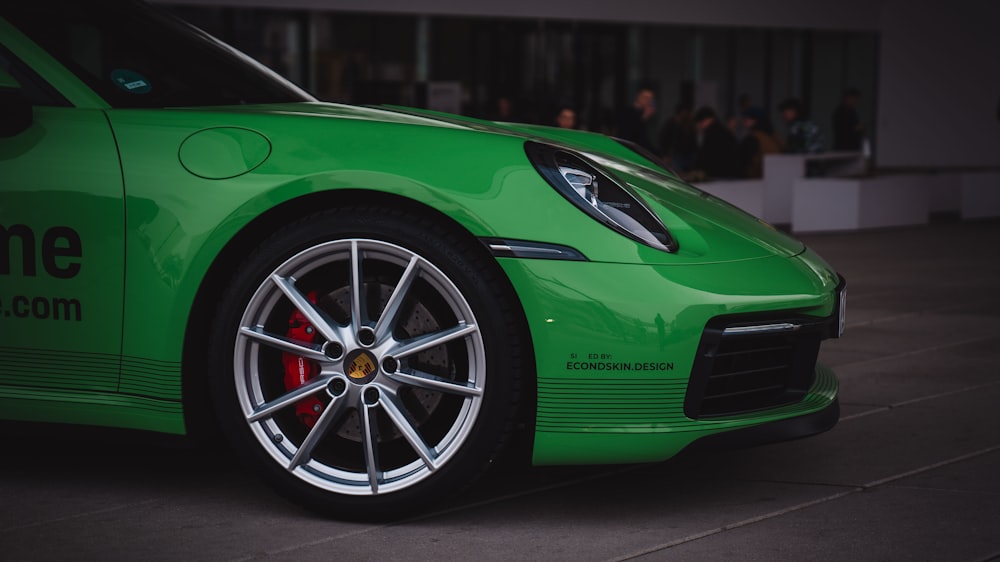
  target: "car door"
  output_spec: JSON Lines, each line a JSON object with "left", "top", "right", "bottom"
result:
{"left": 0, "top": 43, "right": 125, "bottom": 394}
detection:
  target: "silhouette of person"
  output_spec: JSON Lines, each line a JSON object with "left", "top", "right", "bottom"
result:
{"left": 617, "top": 85, "right": 657, "bottom": 151}
{"left": 832, "top": 88, "right": 864, "bottom": 150}
{"left": 778, "top": 98, "right": 824, "bottom": 154}
{"left": 555, "top": 106, "right": 577, "bottom": 129}
{"left": 738, "top": 106, "right": 782, "bottom": 178}
{"left": 728, "top": 93, "right": 753, "bottom": 140}
{"left": 690, "top": 106, "right": 742, "bottom": 180}
{"left": 659, "top": 102, "right": 697, "bottom": 173}
{"left": 488, "top": 94, "right": 517, "bottom": 122}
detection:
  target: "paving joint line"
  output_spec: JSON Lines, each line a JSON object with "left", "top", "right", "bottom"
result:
{"left": 610, "top": 444, "right": 1000, "bottom": 561}
{"left": 237, "top": 464, "right": 646, "bottom": 560}
{"left": 0, "top": 499, "right": 159, "bottom": 533}
{"left": 843, "top": 299, "right": 999, "bottom": 329}
{"left": 840, "top": 380, "right": 1000, "bottom": 422}
{"left": 834, "top": 334, "right": 999, "bottom": 371}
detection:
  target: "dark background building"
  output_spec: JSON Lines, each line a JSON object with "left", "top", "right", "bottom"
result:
{"left": 157, "top": 0, "right": 1000, "bottom": 173}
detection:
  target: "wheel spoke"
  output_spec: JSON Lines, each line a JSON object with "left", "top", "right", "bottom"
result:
{"left": 235, "top": 235, "right": 491, "bottom": 498}
{"left": 391, "top": 322, "right": 478, "bottom": 359}
{"left": 287, "top": 391, "right": 351, "bottom": 470}
{"left": 350, "top": 240, "right": 368, "bottom": 333}
{"left": 239, "top": 326, "right": 327, "bottom": 362}
{"left": 373, "top": 255, "right": 420, "bottom": 344}
{"left": 379, "top": 391, "right": 439, "bottom": 471}
{"left": 270, "top": 274, "right": 344, "bottom": 345}
{"left": 387, "top": 368, "right": 482, "bottom": 398}
{"left": 361, "top": 401, "right": 381, "bottom": 494}
{"left": 247, "top": 374, "right": 334, "bottom": 423}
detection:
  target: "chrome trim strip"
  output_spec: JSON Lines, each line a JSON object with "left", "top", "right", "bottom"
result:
{"left": 723, "top": 322, "right": 801, "bottom": 335}
{"left": 838, "top": 287, "right": 848, "bottom": 338}
{"left": 488, "top": 243, "right": 566, "bottom": 256}
{"left": 481, "top": 238, "right": 588, "bottom": 261}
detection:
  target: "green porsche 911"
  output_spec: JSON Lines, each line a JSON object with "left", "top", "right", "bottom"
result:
{"left": 0, "top": 0, "right": 845, "bottom": 518}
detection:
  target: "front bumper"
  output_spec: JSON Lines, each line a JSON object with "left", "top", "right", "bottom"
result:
{"left": 496, "top": 254, "right": 842, "bottom": 466}
{"left": 686, "top": 393, "right": 840, "bottom": 453}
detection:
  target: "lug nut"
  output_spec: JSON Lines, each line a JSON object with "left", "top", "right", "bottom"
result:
{"left": 325, "top": 342, "right": 344, "bottom": 360}
{"left": 329, "top": 378, "right": 347, "bottom": 396}
{"left": 358, "top": 327, "right": 376, "bottom": 346}
{"left": 382, "top": 356, "right": 398, "bottom": 373}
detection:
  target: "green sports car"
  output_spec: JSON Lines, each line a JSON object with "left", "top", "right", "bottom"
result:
{"left": 0, "top": 0, "right": 845, "bottom": 518}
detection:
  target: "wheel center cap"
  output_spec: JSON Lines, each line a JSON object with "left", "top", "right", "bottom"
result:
{"left": 345, "top": 349, "right": 379, "bottom": 384}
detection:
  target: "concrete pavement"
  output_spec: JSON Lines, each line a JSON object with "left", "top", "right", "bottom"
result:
{"left": 2, "top": 218, "right": 998, "bottom": 561}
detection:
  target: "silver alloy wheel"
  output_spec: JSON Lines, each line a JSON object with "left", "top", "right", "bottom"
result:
{"left": 233, "top": 239, "right": 486, "bottom": 496}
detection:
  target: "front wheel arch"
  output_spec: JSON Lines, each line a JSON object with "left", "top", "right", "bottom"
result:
{"left": 182, "top": 191, "right": 490, "bottom": 442}
{"left": 182, "top": 197, "right": 535, "bottom": 516}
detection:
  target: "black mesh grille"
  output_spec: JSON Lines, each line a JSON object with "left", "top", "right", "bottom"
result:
{"left": 684, "top": 316, "right": 828, "bottom": 419}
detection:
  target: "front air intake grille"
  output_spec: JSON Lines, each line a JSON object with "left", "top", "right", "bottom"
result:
{"left": 684, "top": 315, "right": 829, "bottom": 419}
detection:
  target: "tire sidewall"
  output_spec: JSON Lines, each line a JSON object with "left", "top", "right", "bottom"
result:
{"left": 207, "top": 206, "right": 522, "bottom": 519}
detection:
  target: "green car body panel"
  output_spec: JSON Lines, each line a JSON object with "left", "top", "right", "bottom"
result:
{"left": 0, "top": 9, "right": 840, "bottom": 470}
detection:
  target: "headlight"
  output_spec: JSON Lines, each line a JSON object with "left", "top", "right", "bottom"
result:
{"left": 525, "top": 141, "right": 677, "bottom": 252}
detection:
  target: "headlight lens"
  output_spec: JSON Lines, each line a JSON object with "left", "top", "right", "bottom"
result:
{"left": 525, "top": 141, "right": 677, "bottom": 252}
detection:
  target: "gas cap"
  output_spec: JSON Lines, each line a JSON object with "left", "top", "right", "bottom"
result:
{"left": 178, "top": 127, "right": 271, "bottom": 179}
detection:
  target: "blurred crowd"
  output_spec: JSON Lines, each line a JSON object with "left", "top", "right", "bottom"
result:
{"left": 513, "top": 86, "right": 865, "bottom": 182}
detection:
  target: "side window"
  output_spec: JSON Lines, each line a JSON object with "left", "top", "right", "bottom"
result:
{"left": 4, "top": 2, "right": 311, "bottom": 109}
{"left": 0, "top": 45, "right": 71, "bottom": 107}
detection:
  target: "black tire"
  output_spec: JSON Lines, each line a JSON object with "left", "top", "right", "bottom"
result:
{"left": 207, "top": 205, "right": 526, "bottom": 520}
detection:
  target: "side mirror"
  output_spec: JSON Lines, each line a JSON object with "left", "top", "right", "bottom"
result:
{"left": 0, "top": 67, "right": 33, "bottom": 137}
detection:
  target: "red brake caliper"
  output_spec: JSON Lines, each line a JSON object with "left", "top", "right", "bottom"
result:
{"left": 281, "top": 291, "right": 325, "bottom": 428}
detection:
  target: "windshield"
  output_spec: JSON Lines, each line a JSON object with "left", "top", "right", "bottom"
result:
{"left": 2, "top": 0, "right": 315, "bottom": 108}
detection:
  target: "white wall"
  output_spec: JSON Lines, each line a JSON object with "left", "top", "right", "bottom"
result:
{"left": 875, "top": 0, "right": 1000, "bottom": 168}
